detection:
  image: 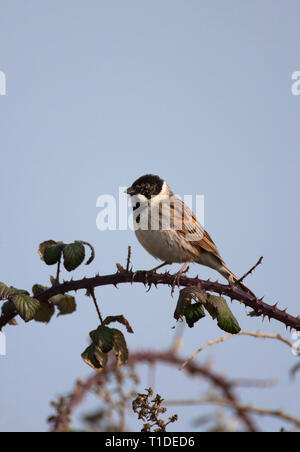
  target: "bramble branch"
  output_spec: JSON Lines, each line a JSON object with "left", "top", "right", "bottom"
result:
{"left": 1, "top": 269, "right": 300, "bottom": 331}
{"left": 49, "top": 350, "right": 258, "bottom": 433}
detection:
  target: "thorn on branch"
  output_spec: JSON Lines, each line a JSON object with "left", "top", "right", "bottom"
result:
{"left": 146, "top": 283, "right": 152, "bottom": 293}
{"left": 1, "top": 266, "right": 300, "bottom": 332}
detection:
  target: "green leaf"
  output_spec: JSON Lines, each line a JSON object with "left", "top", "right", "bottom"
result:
{"left": 81, "top": 344, "right": 108, "bottom": 371}
{"left": 93, "top": 347, "right": 108, "bottom": 369}
{"left": 38, "top": 240, "right": 57, "bottom": 256}
{"left": 174, "top": 288, "right": 207, "bottom": 322}
{"left": 184, "top": 303, "right": 206, "bottom": 328}
{"left": 0, "top": 282, "right": 18, "bottom": 300}
{"left": 205, "top": 295, "right": 241, "bottom": 334}
{"left": 1, "top": 300, "right": 18, "bottom": 324}
{"left": 51, "top": 294, "right": 76, "bottom": 316}
{"left": 63, "top": 242, "right": 85, "bottom": 271}
{"left": 203, "top": 295, "right": 219, "bottom": 320}
{"left": 1, "top": 300, "right": 15, "bottom": 315}
{"left": 38, "top": 240, "right": 63, "bottom": 265}
{"left": 82, "top": 327, "right": 129, "bottom": 370}
{"left": 1, "top": 301, "right": 18, "bottom": 326}
{"left": 12, "top": 294, "right": 40, "bottom": 322}
{"left": 43, "top": 245, "right": 62, "bottom": 265}
{"left": 89, "top": 325, "right": 115, "bottom": 353}
{"left": 190, "top": 288, "right": 208, "bottom": 304}
{"left": 0, "top": 282, "right": 8, "bottom": 298}
{"left": 217, "top": 313, "right": 241, "bottom": 334}
{"left": 111, "top": 328, "right": 129, "bottom": 366}
{"left": 33, "top": 302, "right": 55, "bottom": 323}
{"left": 32, "top": 284, "right": 50, "bottom": 297}
{"left": 32, "top": 285, "right": 55, "bottom": 322}
{"left": 174, "top": 288, "right": 192, "bottom": 321}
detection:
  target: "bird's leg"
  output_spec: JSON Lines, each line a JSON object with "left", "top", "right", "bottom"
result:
{"left": 147, "top": 262, "right": 170, "bottom": 273}
{"left": 171, "top": 262, "right": 190, "bottom": 295}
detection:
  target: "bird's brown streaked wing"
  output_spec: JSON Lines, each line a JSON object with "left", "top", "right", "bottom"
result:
{"left": 197, "top": 229, "right": 221, "bottom": 258}
{"left": 169, "top": 198, "right": 221, "bottom": 258}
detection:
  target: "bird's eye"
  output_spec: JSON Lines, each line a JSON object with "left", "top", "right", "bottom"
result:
{"left": 133, "top": 202, "right": 140, "bottom": 211}
{"left": 136, "top": 214, "right": 140, "bottom": 224}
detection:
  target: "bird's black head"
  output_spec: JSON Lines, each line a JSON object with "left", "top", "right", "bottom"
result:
{"left": 126, "top": 174, "right": 164, "bottom": 199}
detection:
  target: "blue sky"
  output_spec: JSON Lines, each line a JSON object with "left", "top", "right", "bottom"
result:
{"left": 0, "top": 0, "right": 300, "bottom": 432}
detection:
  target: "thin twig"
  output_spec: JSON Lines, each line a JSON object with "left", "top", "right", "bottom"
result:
{"left": 181, "top": 331, "right": 299, "bottom": 369}
{"left": 89, "top": 288, "right": 104, "bottom": 325}
{"left": 236, "top": 256, "right": 263, "bottom": 284}
{"left": 56, "top": 260, "right": 61, "bottom": 284}
{"left": 165, "top": 396, "right": 300, "bottom": 429}
{"left": 230, "top": 378, "right": 276, "bottom": 389}
{"left": 49, "top": 350, "right": 258, "bottom": 433}
{"left": 126, "top": 246, "right": 131, "bottom": 272}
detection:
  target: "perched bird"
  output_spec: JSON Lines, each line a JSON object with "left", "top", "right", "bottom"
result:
{"left": 126, "top": 174, "right": 254, "bottom": 296}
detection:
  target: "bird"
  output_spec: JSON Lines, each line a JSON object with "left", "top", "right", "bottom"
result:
{"left": 125, "top": 174, "right": 254, "bottom": 296}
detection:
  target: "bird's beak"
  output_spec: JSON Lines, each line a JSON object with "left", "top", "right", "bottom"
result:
{"left": 125, "top": 187, "right": 136, "bottom": 195}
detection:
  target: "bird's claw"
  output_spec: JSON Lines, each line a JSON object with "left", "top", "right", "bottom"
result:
{"left": 170, "top": 266, "right": 190, "bottom": 296}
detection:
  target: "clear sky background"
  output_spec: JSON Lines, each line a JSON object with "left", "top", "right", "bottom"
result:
{"left": 0, "top": 0, "right": 300, "bottom": 432}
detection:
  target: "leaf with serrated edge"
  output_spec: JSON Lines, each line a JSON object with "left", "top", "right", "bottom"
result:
{"left": 81, "top": 344, "right": 107, "bottom": 371}
{"left": 111, "top": 328, "right": 128, "bottom": 365}
{"left": 89, "top": 326, "right": 115, "bottom": 353}
{"left": 93, "top": 347, "right": 108, "bottom": 369}
{"left": 190, "top": 288, "right": 207, "bottom": 304}
{"left": 63, "top": 242, "right": 85, "bottom": 271}
{"left": 51, "top": 294, "right": 76, "bottom": 316}
{"left": 174, "top": 288, "right": 192, "bottom": 320}
{"left": 1, "top": 300, "right": 15, "bottom": 315}
{"left": 32, "top": 284, "right": 50, "bottom": 297}
{"left": 184, "top": 303, "right": 206, "bottom": 328}
{"left": 205, "top": 295, "right": 241, "bottom": 334}
{"left": 38, "top": 240, "right": 58, "bottom": 261}
{"left": 43, "top": 245, "right": 62, "bottom": 266}
{"left": 33, "top": 302, "right": 55, "bottom": 323}
{"left": 0, "top": 282, "right": 18, "bottom": 300}
{"left": 0, "top": 282, "right": 8, "bottom": 298}
{"left": 12, "top": 294, "right": 40, "bottom": 322}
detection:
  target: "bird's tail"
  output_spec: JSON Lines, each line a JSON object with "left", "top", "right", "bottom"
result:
{"left": 219, "top": 263, "right": 255, "bottom": 297}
